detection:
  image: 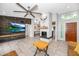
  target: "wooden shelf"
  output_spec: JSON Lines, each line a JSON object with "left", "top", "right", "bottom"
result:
{"left": 40, "top": 26, "right": 48, "bottom": 29}
{"left": 0, "top": 33, "right": 25, "bottom": 38}
{"left": 0, "top": 33, "right": 25, "bottom": 42}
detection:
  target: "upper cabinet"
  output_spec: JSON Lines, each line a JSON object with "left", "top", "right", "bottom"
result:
{"left": 0, "top": 15, "right": 31, "bottom": 24}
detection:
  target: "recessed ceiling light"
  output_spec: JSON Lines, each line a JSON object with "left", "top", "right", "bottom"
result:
{"left": 67, "top": 6, "right": 70, "bottom": 8}
{"left": 73, "top": 13, "right": 77, "bottom": 17}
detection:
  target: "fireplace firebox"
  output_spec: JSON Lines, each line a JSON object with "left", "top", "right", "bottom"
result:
{"left": 41, "top": 31, "right": 47, "bottom": 38}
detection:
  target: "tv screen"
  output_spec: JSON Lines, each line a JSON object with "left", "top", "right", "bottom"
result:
{"left": 7, "top": 22, "right": 25, "bottom": 33}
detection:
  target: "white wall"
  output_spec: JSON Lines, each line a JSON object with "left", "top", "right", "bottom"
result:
{"left": 40, "top": 12, "right": 52, "bottom": 38}
{"left": 52, "top": 13, "right": 58, "bottom": 41}
{"left": 58, "top": 10, "right": 79, "bottom": 42}
{"left": 47, "top": 12, "right": 52, "bottom": 38}
{"left": 25, "top": 24, "right": 28, "bottom": 37}
{"left": 77, "top": 21, "right": 79, "bottom": 42}
{"left": 59, "top": 13, "right": 79, "bottom": 42}
{"left": 29, "top": 18, "right": 34, "bottom": 37}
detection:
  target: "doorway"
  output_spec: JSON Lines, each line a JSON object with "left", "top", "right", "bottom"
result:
{"left": 65, "top": 22, "right": 77, "bottom": 42}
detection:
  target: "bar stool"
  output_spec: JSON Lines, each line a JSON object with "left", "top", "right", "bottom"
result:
{"left": 33, "top": 40, "right": 49, "bottom": 56}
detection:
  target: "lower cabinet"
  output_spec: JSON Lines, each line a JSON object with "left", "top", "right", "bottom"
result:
{"left": 0, "top": 33, "right": 25, "bottom": 42}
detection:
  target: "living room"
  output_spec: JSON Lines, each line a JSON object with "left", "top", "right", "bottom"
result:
{"left": 0, "top": 3, "right": 79, "bottom": 56}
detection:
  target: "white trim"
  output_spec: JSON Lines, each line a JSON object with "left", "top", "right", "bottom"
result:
{"left": 77, "top": 21, "right": 79, "bottom": 42}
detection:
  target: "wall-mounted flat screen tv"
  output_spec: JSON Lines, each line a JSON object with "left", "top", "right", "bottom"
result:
{"left": 7, "top": 22, "right": 25, "bottom": 33}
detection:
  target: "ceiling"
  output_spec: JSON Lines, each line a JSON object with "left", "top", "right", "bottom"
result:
{"left": 0, "top": 3, "right": 79, "bottom": 14}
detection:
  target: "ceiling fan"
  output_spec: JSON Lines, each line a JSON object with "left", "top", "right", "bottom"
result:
{"left": 14, "top": 3, "right": 42, "bottom": 18}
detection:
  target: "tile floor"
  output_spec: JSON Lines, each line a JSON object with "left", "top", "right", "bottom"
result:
{"left": 0, "top": 37, "right": 68, "bottom": 56}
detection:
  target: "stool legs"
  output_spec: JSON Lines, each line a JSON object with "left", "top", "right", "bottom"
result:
{"left": 34, "top": 46, "right": 49, "bottom": 56}
{"left": 34, "top": 48, "right": 38, "bottom": 56}
{"left": 44, "top": 46, "right": 49, "bottom": 56}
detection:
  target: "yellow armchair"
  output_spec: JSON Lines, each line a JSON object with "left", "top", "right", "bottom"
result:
{"left": 74, "top": 43, "right": 79, "bottom": 55}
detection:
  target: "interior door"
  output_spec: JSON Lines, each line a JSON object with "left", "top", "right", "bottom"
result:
{"left": 65, "top": 22, "right": 77, "bottom": 42}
